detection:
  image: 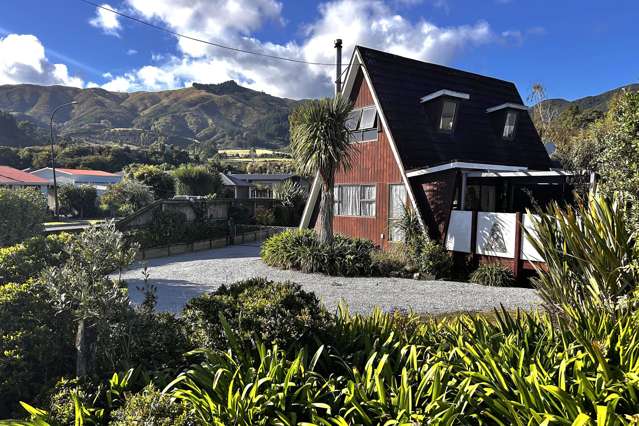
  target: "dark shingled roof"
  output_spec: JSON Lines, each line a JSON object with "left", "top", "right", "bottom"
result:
{"left": 356, "top": 46, "right": 551, "bottom": 171}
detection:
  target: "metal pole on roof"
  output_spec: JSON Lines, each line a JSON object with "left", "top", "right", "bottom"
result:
{"left": 49, "top": 101, "right": 78, "bottom": 218}
{"left": 334, "top": 39, "right": 342, "bottom": 95}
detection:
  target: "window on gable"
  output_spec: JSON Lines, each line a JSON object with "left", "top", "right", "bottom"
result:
{"left": 348, "top": 106, "right": 378, "bottom": 142}
{"left": 503, "top": 110, "right": 518, "bottom": 140}
{"left": 439, "top": 100, "right": 458, "bottom": 132}
{"left": 345, "top": 109, "right": 362, "bottom": 131}
{"left": 334, "top": 184, "right": 376, "bottom": 217}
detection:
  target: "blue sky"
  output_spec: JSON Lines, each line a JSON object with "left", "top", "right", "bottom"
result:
{"left": 0, "top": 0, "right": 637, "bottom": 101}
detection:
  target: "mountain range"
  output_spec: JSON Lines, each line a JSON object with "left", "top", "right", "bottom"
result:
{"left": 0, "top": 80, "right": 637, "bottom": 150}
{"left": 0, "top": 81, "right": 299, "bottom": 149}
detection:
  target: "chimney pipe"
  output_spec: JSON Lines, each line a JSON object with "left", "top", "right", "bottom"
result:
{"left": 334, "top": 38, "right": 342, "bottom": 96}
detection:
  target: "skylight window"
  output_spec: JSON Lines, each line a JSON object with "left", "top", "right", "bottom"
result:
{"left": 439, "top": 101, "right": 457, "bottom": 132}
{"left": 503, "top": 110, "right": 518, "bottom": 140}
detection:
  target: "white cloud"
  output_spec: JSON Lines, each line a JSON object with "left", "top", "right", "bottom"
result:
{"left": 98, "top": 0, "right": 497, "bottom": 98}
{"left": 0, "top": 33, "right": 84, "bottom": 87}
{"left": 126, "top": 48, "right": 138, "bottom": 55}
{"left": 89, "top": 3, "right": 122, "bottom": 36}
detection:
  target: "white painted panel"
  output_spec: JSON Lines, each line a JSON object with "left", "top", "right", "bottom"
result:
{"left": 521, "top": 214, "right": 544, "bottom": 262}
{"left": 445, "top": 210, "right": 472, "bottom": 253}
{"left": 476, "top": 212, "right": 516, "bottom": 258}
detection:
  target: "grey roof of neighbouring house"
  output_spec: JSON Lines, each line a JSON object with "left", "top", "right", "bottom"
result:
{"left": 229, "top": 173, "right": 296, "bottom": 182}
{"left": 220, "top": 173, "right": 251, "bottom": 187}
{"left": 355, "top": 46, "right": 551, "bottom": 171}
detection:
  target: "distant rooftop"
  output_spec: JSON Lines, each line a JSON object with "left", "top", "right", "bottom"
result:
{"left": 229, "top": 173, "right": 296, "bottom": 181}
{"left": 0, "top": 166, "right": 49, "bottom": 184}
{"left": 33, "top": 167, "right": 118, "bottom": 177}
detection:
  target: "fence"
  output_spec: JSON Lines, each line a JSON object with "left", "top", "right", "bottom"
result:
{"left": 445, "top": 210, "right": 543, "bottom": 278}
{"left": 135, "top": 225, "right": 293, "bottom": 260}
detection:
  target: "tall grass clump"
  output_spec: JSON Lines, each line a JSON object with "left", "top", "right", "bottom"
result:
{"left": 470, "top": 263, "right": 515, "bottom": 287}
{"left": 261, "top": 229, "right": 374, "bottom": 276}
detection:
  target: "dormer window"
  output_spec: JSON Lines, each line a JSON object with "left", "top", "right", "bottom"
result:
{"left": 439, "top": 100, "right": 458, "bottom": 132}
{"left": 347, "top": 106, "right": 377, "bottom": 143}
{"left": 503, "top": 110, "right": 518, "bottom": 140}
{"left": 420, "top": 89, "right": 469, "bottom": 134}
{"left": 486, "top": 103, "right": 528, "bottom": 141}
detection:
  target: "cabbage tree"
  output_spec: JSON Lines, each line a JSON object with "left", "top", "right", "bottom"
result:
{"left": 290, "top": 95, "right": 353, "bottom": 244}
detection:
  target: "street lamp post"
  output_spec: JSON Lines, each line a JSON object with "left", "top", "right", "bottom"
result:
{"left": 50, "top": 101, "right": 77, "bottom": 217}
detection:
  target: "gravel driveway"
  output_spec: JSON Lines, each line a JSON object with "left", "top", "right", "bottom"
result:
{"left": 121, "top": 242, "right": 542, "bottom": 315}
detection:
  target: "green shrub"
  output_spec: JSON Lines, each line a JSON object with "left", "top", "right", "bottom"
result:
{"left": 0, "top": 187, "right": 47, "bottom": 246}
{"left": 58, "top": 184, "right": 98, "bottom": 218}
{"left": 469, "top": 263, "right": 515, "bottom": 287}
{"left": 0, "top": 233, "right": 71, "bottom": 285}
{"left": 261, "top": 229, "right": 374, "bottom": 276}
{"left": 370, "top": 244, "right": 413, "bottom": 277}
{"left": 182, "top": 277, "right": 330, "bottom": 350}
{"left": 110, "top": 384, "right": 196, "bottom": 426}
{"left": 254, "top": 207, "right": 275, "bottom": 225}
{"left": 0, "top": 281, "right": 75, "bottom": 418}
{"left": 173, "top": 164, "right": 221, "bottom": 196}
{"left": 408, "top": 235, "right": 453, "bottom": 279}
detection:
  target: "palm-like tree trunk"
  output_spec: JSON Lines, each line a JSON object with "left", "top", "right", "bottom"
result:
{"left": 75, "top": 319, "right": 88, "bottom": 377}
{"left": 318, "top": 178, "right": 334, "bottom": 245}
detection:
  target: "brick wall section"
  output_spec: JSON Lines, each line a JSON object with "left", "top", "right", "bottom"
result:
{"left": 411, "top": 170, "right": 459, "bottom": 241}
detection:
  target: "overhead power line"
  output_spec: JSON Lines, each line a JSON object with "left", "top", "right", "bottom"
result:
{"left": 77, "top": 0, "right": 341, "bottom": 67}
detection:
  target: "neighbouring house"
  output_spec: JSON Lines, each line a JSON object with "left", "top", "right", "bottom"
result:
{"left": 0, "top": 166, "right": 49, "bottom": 198}
{"left": 300, "top": 46, "right": 585, "bottom": 276}
{"left": 30, "top": 167, "right": 122, "bottom": 196}
{"left": 220, "top": 173, "right": 251, "bottom": 199}
{"left": 228, "top": 173, "right": 306, "bottom": 199}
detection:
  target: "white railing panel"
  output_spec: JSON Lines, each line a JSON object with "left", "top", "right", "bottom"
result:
{"left": 476, "top": 212, "right": 517, "bottom": 258}
{"left": 445, "top": 210, "right": 473, "bottom": 253}
{"left": 521, "top": 213, "right": 543, "bottom": 262}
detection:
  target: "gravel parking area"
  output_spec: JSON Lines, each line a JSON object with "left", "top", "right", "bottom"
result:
{"left": 121, "top": 242, "right": 542, "bottom": 315}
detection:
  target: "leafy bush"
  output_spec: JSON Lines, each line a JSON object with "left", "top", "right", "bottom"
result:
{"left": 173, "top": 164, "right": 222, "bottom": 196}
{"left": 469, "top": 263, "right": 515, "bottom": 287}
{"left": 0, "top": 233, "right": 71, "bottom": 285}
{"left": 129, "top": 164, "right": 176, "bottom": 199}
{"left": 0, "top": 187, "right": 47, "bottom": 246}
{"left": 527, "top": 194, "right": 639, "bottom": 329}
{"left": 58, "top": 184, "right": 98, "bottom": 218}
{"left": 0, "top": 281, "right": 74, "bottom": 418}
{"left": 111, "top": 384, "right": 196, "bottom": 426}
{"left": 261, "top": 229, "right": 374, "bottom": 276}
{"left": 370, "top": 244, "right": 413, "bottom": 277}
{"left": 167, "top": 304, "right": 639, "bottom": 425}
{"left": 102, "top": 179, "right": 155, "bottom": 217}
{"left": 407, "top": 235, "right": 453, "bottom": 279}
{"left": 254, "top": 207, "right": 275, "bottom": 225}
{"left": 182, "top": 277, "right": 330, "bottom": 350}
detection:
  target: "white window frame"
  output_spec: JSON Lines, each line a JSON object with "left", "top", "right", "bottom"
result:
{"left": 334, "top": 184, "right": 376, "bottom": 217}
{"left": 348, "top": 106, "right": 378, "bottom": 143}
{"left": 503, "top": 110, "right": 518, "bottom": 140}
{"left": 439, "top": 100, "right": 458, "bottom": 133}
{"left": 388, "top": 184, "right": 407, "bottom": 241}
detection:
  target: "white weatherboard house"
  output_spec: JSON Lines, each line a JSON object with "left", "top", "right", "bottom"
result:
{"left": 31, "top": 168, "right": 122, "bottom": 195}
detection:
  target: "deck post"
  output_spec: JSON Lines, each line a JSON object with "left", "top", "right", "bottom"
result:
{"left": 513, "top": 211, "right": 523, "bottom": 280}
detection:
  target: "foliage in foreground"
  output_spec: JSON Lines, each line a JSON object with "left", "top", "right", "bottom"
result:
{"left": 181, "top": 277, "right": 331, "bottom": 351}
{"left": 0, "top": 233, "right": 71, "bottom": 285}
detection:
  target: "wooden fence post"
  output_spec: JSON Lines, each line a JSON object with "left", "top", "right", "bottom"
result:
{"left": 470, "top": 210, "right": 478, "bottom": 260}
{"left": 513, "top": 212, "right": 523, "bottom": 280}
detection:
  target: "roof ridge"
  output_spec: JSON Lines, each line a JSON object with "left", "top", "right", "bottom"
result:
{"left": 355, "top": 45, "right": 517, "bottom": 87}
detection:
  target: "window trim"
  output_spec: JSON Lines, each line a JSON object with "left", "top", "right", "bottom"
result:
{"left": 388, "top": 183, "right": 407, "bottom": 242}
{"left": 334, "top": 184, "right": 377, "bottom": 217}
{"left": 502, "top": 110, "right": 518, "bottom": 141}
{"left": 348, "top": 106, "right": 378, "bottom": 143}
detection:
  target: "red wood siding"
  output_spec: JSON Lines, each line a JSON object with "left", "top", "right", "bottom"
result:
{"left": 331, "top": 70, "right": 403, "bottom": 249}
